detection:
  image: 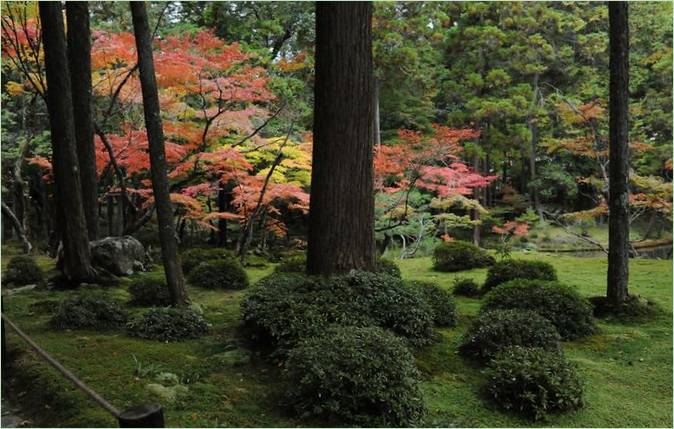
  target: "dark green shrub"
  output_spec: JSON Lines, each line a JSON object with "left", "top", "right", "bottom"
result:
{"left": 128, "top": 276, "right": 173, "bottom": 307}
{"left": 274, "top": 255, "right": 306, "bottom": 273}
{"left": 484, "top": 346, "right": 584, "bottom": 420}
{"left": 4, "top": 255, "right": 44, "bottom": 285}
{"left": 589, "top": 295, "right": 662, "bottom": 321}
{"left": 50, "top": 295, "right": 128, "bottom": 330}
{"left": 181, "top": 248, "right": 233, "bottom": 274}
{"left": 458, "top": 309, "right": 561, "bottom": 361}
{"left": 482, "top": 259, "right": 557, "bottom": 292}
{"left": 482, "top": 279, "right": 596, "bottom": 340}
{"left": 406, "top": 280, "right": 457, "bottom": 327}
{"left": 378, "top": 257, "right": 402, "bottom": 278}
{"left": 452, "top": 277, "right": 480, "bottom": 297}
{"left": 283, "top": 326, "right": 425, "bottom": 427}
{"left": 432, "top": 241, "right": 495, "bottom": 272}
{"left": 187, "top": 259, "right": 249, "bottom": 290}
{"left": 241, "top": 271, "right": 435, "bottom": 354}
{"left": 126, "top": 307, "right": 208, "bottom": 341}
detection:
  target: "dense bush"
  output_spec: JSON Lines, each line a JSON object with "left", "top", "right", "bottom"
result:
{"left": 432, "top": 241, "right": 495, "bottom": 272}
{"left": 128, "top": 276, "right": 172, "bottom": 306}
{"left": 274, "top": 255, "right": 306, "bottom": 273}
{"left": 241, "top": 271, "right": 435, "bottom": 354}
{"left": 283, "top": 326, "right": 425, "bottom": 427}
{"left": 482, "top": 279, "right": 596, "bottom": 340}
{"left": 378, "top": 257, "right": 402, "bottom": 278}
{"left": 482, "top": 259, "right": 557, "bottom": 292}
{"left": 181, "top": 248, "right": 233, "bottom": 274}
{"left": 589, "top": 295, "right": 662, "bottom": 320}
{"left": 452, "top": 277, "right": 480, "bottom": 297}
{"left": 4, "top": 255, "right": 44, "bottom": 285}
{"left": 484, "top": 346, "right": 584, "bottom": 420}
{"left": 50, "top": 294, "right": 128, "bottom": 330}
{"left": 187, "top": 259, "right": 249, "bottom": 290}
{"left": 406, "top": 280, "right": 457, "bottom": 327}
{"left": 126, "top": 307, "right": 208, "bottom": 341}
{"left": 458, "top": 309, "right": 561, "bottom": 361}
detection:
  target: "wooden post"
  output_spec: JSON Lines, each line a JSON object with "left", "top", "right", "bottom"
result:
{"left": 118, "top": 404, "right": 164, "bottom": 427}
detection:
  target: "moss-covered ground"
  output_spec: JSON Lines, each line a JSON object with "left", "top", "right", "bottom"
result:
{"left": 1, "top": 246, "right": 671, "bottom": 427}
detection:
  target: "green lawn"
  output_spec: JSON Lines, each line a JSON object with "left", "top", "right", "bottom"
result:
{"left": 2, "top": 248, "right": 672, "bottom": 427}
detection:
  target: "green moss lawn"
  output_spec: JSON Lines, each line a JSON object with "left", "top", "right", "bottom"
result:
{"left": 2, "top": 247, "right": 672, "bottom": 427}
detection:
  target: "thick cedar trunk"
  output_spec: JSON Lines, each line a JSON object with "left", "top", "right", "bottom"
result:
{"left": 131, "top": 2, "right": 188, "bottom": 306}
{"left": 66, "top": 2, "right": 98, "bottom": 240}
{"left": 607, "top": 2, "right": 630, "bottom": 305}
{"left": 39, "top": 2, "right": 94, "bottom": 282}
{"left": 307, "top": 2, "right": 376, "bottom": 275}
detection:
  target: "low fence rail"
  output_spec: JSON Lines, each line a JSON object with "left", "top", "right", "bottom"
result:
{"left": 1, "top": 309, "right": 164, "bottom": 427}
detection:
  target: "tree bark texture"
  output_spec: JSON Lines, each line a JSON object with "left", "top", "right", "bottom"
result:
{"left": 39, "top": 1, "right": 94, "bottom": 282}
{"left": 607, "top": 1, "right": 630, "bottom": 305}
{"left": 131, "top": 2, "right": 188, "bottom": 306}
{"left": 307, "top": 2, "right": 376, "bottom": 275}
{"left": 66, "top": 1, "right": 98, "bottom": 240}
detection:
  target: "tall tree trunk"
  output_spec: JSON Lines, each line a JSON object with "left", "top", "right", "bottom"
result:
{"left": 1, "top": 202, "right": 31, "bottom": 254}
{"left": 39, "top": 2, "right": 94, "bottom": 283}
{"left": 607, "top": 1, "right": 630, "bottom": 306}
{"left": 373, "top": 78, "right": 381, "bottom": 147}
{"left": 217, "top": 184, "right": 228, "bottom": 246}
{"left": 307, "top": 2, "right": 376, "bottom": 275}
{"left": 131, "top": 2, "right": 188, "bottom": 306}
{"left": 472, "top": 153, "right": 481, "bottom": 246}
{"left": 528, "top": 73, "right": 543, "bottom": 220}
{"left": 66, "top": 2, "right": 98, "bottom": 240}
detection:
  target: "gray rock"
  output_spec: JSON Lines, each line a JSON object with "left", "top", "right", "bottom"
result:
{"left": 90, "top": 236, "right": 146, "bottom": 276}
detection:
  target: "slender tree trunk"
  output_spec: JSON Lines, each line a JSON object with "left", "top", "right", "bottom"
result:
{"left": 607, "top": 1, "right": 630, "bottom": 306}
{"left": 307, "top": 2, "right": 376, "bottom": 275}
{"left": 217, "top": 184, "right": 228, "bottom": 246}
{"left": 39, "top": 2, "right": 95, "bottom": 282}
{"left": 528, "top": 73, "right": 543, "bottom": 220}
{"left": 1, "top": 202, "right": 32, "bottom": 254}
{"left": 131, "top": 2, "right": 188, "bottom": 306}
{"left": 66, "top": 1, "right": 98, "bottom": 240}
{"left": 472, "top": 153, "right": 481, "bottom": 246}
{"left": 374, "top": 78, "right": 381, "bottom": 147}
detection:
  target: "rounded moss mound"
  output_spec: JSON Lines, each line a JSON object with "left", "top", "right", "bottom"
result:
{"left": 589, "top": 295, "right": 662, "bottom": 321}
{"left": 283, "top": 325, "right": 425, "bottom": 427}
{"left": 484, "top": 346, "right": 584, "bottom": 421}
{"left": 128, "top": 276, "right": 172, "bottom": 307}
{"left": 187, "top": 259, "right": 249, "bottom": 290}
{"left": 452, "top": 277, "right": 480, "bottom": 297}
{"left": 50, "top": 294, "right": 128, "bottom": 330}
{"left": 432, "top": 241, "right": 495, "bottom": 272}
{"left": 406, "top": 280, "right": 457, "bottom": 327}
{"left": 4, "top": 255, "right": 44, "bottom": 285}
{"left": 274, "top": 255, "right": 306, "bottom": 273}
{"left": 126, "top": 307, "right": 208, "bottom": 341}
{"left": 482, "top": 259, "right": 557, "bottom": 292}
{"left": 181, "top": 248, "right": 233, "bottom": 274}
{"left": 377, "top": 257, "right": 402, "bottom": 278}
{"left": 458, "top": 309, "right": 561, "bottom": 361}
{"left": 482, "top": 279, "right": 596, "bottom": 340}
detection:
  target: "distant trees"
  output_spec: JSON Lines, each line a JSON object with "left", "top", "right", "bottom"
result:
{"left": 307, "top": 2, "right": 376, "bottom": 275}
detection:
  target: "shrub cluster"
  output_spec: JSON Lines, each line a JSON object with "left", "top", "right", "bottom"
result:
{"left": 406, "top": 280, "right": 457, "bottom": 327}
{"left": 274, "top": 255, "right": 306, "bottom": 273}
{"left": 283, "top": 326, "right": 425, "bottom": 427}
{"left": 126, "top": 307, "right": 208, "bottom": 341}
{"left": 482, "top": 279, "right": 596, "bottom": 340}
{"left": 377, "top": 258, "right": 402, "bottom": 278}
{"left": 482, "top": 259, "right": 557, "bottom": 292}
{"left": 452, "top": 277, "right": 480, "bottom": 297}
{"left": 458, "top": 309, "right": 561, "bottom": 361}
{"left": 432, "top": 241, "right": 495, "bottom": 272}
{"left": 181, "top": 248, "right": 233, "bottom": 274}
{"left": 484, "top": 346, "right": 584, "bottom": 420}
{"left": 128, "top": 276, "right": 172, "bottom": 306}
{"left": 4, "top": 255, "right": 44, "bottom": 285}
{"left": 187, "top": 259, "right": 249, "bottom": 290}
{"left": 50, "top": 294, "right": 128, "bottom": 330}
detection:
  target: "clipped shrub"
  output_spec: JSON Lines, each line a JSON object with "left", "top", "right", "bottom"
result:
{"left": 283, "top": 325, "right": 425, "bottom": 427}
{"left": 377, "top": 257, "right": 402, "bottom": 278}
{"left": 452, "top": 277, "right": 480, "bottom": 297}
{"left": 482, "top": 279, "right": 596, "bottom": 340}
{"left": 274, "top": 255, "right": 306, "bottom": 273}
{"left": 458, "top": 309, "right": 561, "bottom": 361}
{"left": 4, "top": 255, "right": 44, "bottom": 285}
{"left": 482, "top": 259, "right": 557, "bottom": 292}
{"left": 406, "top": 280, "right": 457, "bottom": 327}
{"left": 432, "top": 241, "right": 495, "bottom": 272}
{"left": 241, "top": 271, "right": 435, "bottom": 354}
{"left": 187, "top": 258, "right": 249, "bottom": 290}
{"left": 180, "top": 248, "right": 233, "bottom": 274}
{"left": 50, "top": 294, "right": 128, "bottom": 330}
{"left": 126, "top": 307, "right": 208, "bottom": 341}
{"left": 484, "top": 346, "right": 584, "bottom": 420}
{"left": 128, "top": 276, "right": 172, "bottom": 307}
